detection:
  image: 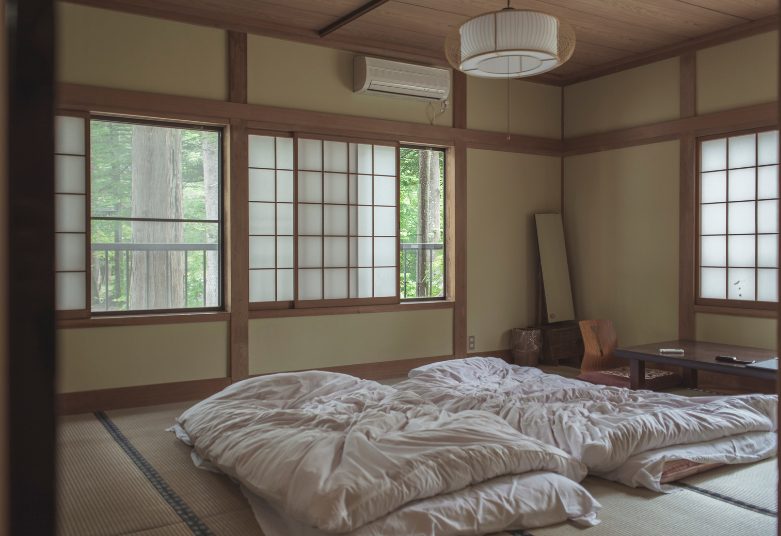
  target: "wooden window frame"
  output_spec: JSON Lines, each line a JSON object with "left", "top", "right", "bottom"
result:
{"left": 399, "top": 143, "right": 448, "bottom": 302}
{"left": 694, "top": 125, "right": 779, "bottom": 315}
{"left": 58, "top": 111, "right": 230, "bottom": 321}
{"left": 248, "top": 129, "right": 410, "bottom": 312}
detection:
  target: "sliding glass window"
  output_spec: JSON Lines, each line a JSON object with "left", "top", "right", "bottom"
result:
{"left": 89, "top": 118, "right": 223, "bottom": 314}
{"left": 248, "top": 131, "right": 401, "bottom": 309}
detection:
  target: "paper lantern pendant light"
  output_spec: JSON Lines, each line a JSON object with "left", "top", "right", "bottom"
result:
{"left": 446, "top": 7, "right": 576, "bottom": 78}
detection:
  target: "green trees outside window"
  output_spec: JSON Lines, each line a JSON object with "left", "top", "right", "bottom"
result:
{"left": 90, "top": 120, "right": 221, "bottom": 312}
{"left": 400, "top": 148, "right": 445, "bottom": 299}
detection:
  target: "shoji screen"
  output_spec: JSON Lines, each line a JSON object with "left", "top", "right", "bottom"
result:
{"left": 699, "top": 129, "right": 779, "bottom": 305}
{"left": 297, "top": 136, "right": 399, "bottom": 307}
{"left": 248, "top": 133, "right": 295, "bottom": 305}
{"left": 247, "top": 132, "right": 400, "bottom": 309}
{"left": 54, "top": 113, "right": 89, "bottom": 317}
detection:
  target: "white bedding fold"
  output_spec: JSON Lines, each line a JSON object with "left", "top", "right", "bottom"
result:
{"left": 397, "top": 357, "right": 778, "bottom": 488}
{"left": 176, "top": 370, "right": 589, "bottom": 533}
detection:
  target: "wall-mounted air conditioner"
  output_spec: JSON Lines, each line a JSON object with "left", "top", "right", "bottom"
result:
{"left": 353, "top": 56, "right": 451, "bottom": 103}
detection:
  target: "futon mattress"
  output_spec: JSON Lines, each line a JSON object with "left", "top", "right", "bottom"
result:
{"left": 174, "top": 370, "right": 602, "bottom": 534}
{"left": 396, "top": 357, "right": 778, "bottom": 491}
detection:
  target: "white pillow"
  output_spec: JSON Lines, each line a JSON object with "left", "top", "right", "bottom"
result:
{"left": 244, "top": 471, "right": 601, "bottom": 536}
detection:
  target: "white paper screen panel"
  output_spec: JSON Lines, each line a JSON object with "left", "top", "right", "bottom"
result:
{"left": 297, "top": 138, "right": 398, "bottom": 302}
{"left": 54, "top": 115, "right": 87, "bottom": 311}
{"left": 699, "top": 129, "right": 779, "bottom": 303}
{"left": 249, "top": 134, "right": 295, "bottom": 303}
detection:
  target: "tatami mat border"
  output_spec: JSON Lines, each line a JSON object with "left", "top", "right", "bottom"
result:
{"left": 94, "top": 411, "right": 217, "bottom": 536}
{"left": 673, "top": 482, "right": 778, "bottom": 518}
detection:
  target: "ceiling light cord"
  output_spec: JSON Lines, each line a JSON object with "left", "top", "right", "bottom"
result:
{"left": 507, "top": 57, "right": 511, "bottom": 140}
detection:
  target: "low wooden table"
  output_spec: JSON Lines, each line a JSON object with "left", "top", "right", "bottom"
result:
{"left": 614, "top": 339, "right": 777, "bottom": 390}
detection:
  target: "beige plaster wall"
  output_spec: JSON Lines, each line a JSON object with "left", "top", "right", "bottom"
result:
{"left": 56, "top": 3, "right": 228, "bottom": 101}
{"left": 248, "top": 309, "right": 453, "bottom": 375}
{"left": 695, "top": 313, "right": 776, "bottom": 351}
{"left": 467, "top": 77, "right": 561, "bottom": 139}
{"left": 466, "top": 149, "right": 561, "bottom": 353}
{"left": 247, "top": 34, "right": 453, "bottom": 127}
{"left": 697, "top": 31, "right": 779, "bottom": 116}
{"left": 57, "top": 322, "right": 230, "bottom": 393}
{"left": 563, "top": 141, "right": 680, "bottom": 347}
{"left": 563, "top": 59, "right": 679, "bottom": 138}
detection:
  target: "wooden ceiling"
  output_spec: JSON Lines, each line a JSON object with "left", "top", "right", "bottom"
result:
{"left": 74, "top": 0, "right": 779, "bottom": 85}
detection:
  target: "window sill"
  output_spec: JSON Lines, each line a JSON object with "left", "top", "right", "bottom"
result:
{"left": 57, "top": 311, "right": 232, "bottom": 329}
{"left": 248, "top": 299, "right": 454, "bottom": 320}
{"left": 693, "top": 304, "right": 777, "bottom": 319}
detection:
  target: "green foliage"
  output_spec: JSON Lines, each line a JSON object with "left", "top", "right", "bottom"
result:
{"left": 89, "top": 121, "right": 219, "bottom": 311}
{"left": 399, "top": 148, "right": 445, "bottom": 298}
{"left": 88, "top": 125, "right": 446, "bottom": 308}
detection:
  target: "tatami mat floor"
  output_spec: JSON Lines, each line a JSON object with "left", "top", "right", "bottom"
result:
{"left": 57, "top": 367, "right": 778, "bottom": 536}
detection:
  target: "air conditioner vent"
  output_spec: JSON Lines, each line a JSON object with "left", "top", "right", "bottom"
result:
{"left": 354, "top": 56, "right": 451, "bottom": 103}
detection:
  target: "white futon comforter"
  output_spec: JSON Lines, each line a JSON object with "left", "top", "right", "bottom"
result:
{"left": 175, "top": 371, "right": 601, "bottom": 534}
{"left": 396, "top": 357, "right": 778, "bottom": 491}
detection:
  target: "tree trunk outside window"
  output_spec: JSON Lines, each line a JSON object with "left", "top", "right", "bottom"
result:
{"left": 129, "top": 126, "right": 184, "bottom": 310}
{"left": 416, "top": 150, "right": 441, "bottom": 297}
{"left": 202, "top": 132, "right": 219, "bottom": 307}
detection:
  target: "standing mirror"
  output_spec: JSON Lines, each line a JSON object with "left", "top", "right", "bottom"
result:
{"left": 535, "top": 213, "right": 575, "bottom": 322}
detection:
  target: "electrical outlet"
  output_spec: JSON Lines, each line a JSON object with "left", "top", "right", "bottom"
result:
{"left": 468, "top": 335, "right": 475, "bottom": 350}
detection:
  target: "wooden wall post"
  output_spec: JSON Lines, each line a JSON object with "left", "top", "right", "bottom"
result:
{"left": 228, "top": 32, "right": 248, "bottom": 105}
{"left": 229, "top": 118, "right": 249, "bottom": 381}
{"left": 8, "top": 0, "right": 57, "bottom": 533}
{"left": 451, "top": 70, "right": 468, "bottom": 358}
{"left": 228, "top": 33, "right": 249, "bottom": 381}
{"left": 776, "top": 6, "right": 780, "bottom": 532}
{"left": 453, "top": 141, "right": 467, "bottom": 358}
{"left": 679, "top": 53, "right": 697, "bottom": 340}
{"left": 453, "top": 71, "right": 467, "bottom": 130}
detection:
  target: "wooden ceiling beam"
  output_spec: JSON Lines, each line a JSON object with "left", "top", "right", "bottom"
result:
{"left": 319, "top": 0, "right": 393, "bottom": 38}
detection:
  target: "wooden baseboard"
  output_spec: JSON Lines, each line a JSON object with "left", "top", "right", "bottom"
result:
{"left": 57, "top": 377, "right": 232, "bottom": 415}
{"left": 57, "top": 350, "right": 771, "bottom": 416}
{"left": 252, "top": 354, "right": 458, "bottom": 382}
{"left": 58, "top": 354, "right": 461, "bottom": 414}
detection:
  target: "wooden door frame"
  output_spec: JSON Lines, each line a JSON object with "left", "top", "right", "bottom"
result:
{"left": 7, "top": 0, "right": 57, "bottom": 534}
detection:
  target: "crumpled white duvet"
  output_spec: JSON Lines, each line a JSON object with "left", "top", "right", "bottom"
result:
{"left": 176, "top": 370, "right": 595, "bottom": 534}
{"left": 396, "top": 357, "right": 778, "bottom": 490}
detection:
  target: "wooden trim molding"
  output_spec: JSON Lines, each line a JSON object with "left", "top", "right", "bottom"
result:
{"left": 64, "top": 2, "right": 778, "bottom": 89}
{"left": 65, "top": 0, "right": 451, "bottom": 70}
{"left": 693, "top": 305, "right": 778, "bottom": 319}
{"left": 563, "top": 15, "right": 779, "bottom": 87}
{"left": 248, "top": 300, "right": 454, "bottom": 320}
{"left": 563, "top": 102, "right": 779, "bottom": 156}
{"left": 57, "top": 311, "right": 232, "bottom": 329}
{"left": 57, "top": 83, "right": 562, "bottom": 156}
{"left": 253, "top": 354, "right": 457, "bottom": 382}
{"left": 57, "top": 377, "right": 232, "bottom": 415}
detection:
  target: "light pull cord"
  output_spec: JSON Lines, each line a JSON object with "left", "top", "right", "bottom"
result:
{"left": 507, "top": 58, "right": 511, "bottom": 140}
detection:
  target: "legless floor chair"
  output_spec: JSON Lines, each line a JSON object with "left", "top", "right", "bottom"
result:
{"left": 577, "top": 319, "right": 682, "bottom": 390}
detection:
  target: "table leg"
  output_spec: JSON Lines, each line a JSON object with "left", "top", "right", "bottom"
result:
{"left": 683, "top": 368, "right": 698, "bottom": 389}
{"left": 630, "top": 359, "right": 646, "bottom": 390}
